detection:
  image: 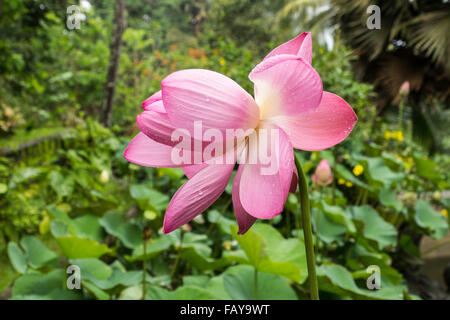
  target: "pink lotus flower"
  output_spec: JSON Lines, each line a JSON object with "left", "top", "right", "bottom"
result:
{"left": 124, "top": 32, "right": 357, "bottom": 234}
{"left": 311, "top": 159, "right": 333, "bottom": 187}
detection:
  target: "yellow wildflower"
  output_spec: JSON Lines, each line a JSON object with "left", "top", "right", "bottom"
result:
{"left": 432, "top": 191, "right": 441, "bottom": 201}
{"left": 222, "top": 241, "right": 232, "bottom": 251}
{"left": 385, "top": 130, "right": 404, "bottom": 142}
{"left": 219, "top": 57, "right": 226, "bottom": 66}
{"left": 407, "top": 157, "right": 413, "bottom": 163}
{"left": 442, "top": 209, "right": 448, "bottom": 218}
{"left": 353, "top": 164, "right": 364, "bottom": 176}
{"left": 402, "top": 162, "right": 412, "bottom": 170}
{"left": 338, "top": 178, "right": 345, "bottom": 185}
{"left": 144, "top": 210, "right": 157, "bottom": 220}
{"left": 39, "top": 215, "right": 50, "bottom": 235}
{"left": 345, "top": 181, "right": 353, "bottom": 187}
{"left": 99, "top": 170, "right": 109, "bottom": 184}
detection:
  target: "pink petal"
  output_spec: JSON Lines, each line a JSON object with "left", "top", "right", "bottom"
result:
{"left": 239, "top": 125, "right": 294, "bottom": 219}
{"left": 182, "top": 163, "right": 209, "bottom": 179}
{"left": 289, "top": 166, "right": 298, "bottom": 193}
{"left": 232, "top": 164, "right": 257, "bottom": 235}
{"left": 124, "top": 132, "right": 181, "bottom": 168}
{"left": 144, "top": 100, "right": 166, "bottom": 113}
{"left": 265, "top": 32, "right": 312, "bottom": 64}
{"left": 163, "top": 164, "right": 234, "bottom": 233}
{"left": 271, "top": 92, "right": 357, "bottom": 151}
{"left": 161, "top": 69, "right": 259, "bottom": 138}
{"left": 181, "top": 137, "right": 247, "bottom": 178}
{"left": 142, "top": 91, "right": 162, "bottom": 111}
{"left": 249, "top": 54, "right": 322, "bottom": 119}
{"left": 137, "top": 109, "right": 223, "bottom": 161}
{"left": 137, "top": 111, "right": 178, "bottom": 146}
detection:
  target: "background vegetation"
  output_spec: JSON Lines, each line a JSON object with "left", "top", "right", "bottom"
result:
{"left": 0, "top": 0, "right": 449, "bottom": 300}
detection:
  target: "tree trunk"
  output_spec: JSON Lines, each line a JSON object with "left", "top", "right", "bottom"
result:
{"left": 0, "top": 0, "right": 3, "bottom": 29}
{"left": 101, "top": 0, "right": 126, "bottom": 127}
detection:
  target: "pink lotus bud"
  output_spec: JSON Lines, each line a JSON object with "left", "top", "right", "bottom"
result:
{"left": 181, "top": 223, "right": 192, "bottom": 232}
{"left": 311, "top": 159, "right": 333, "bottom": 187}
{"left": 399, "top": 81, "right": 410, "bottom": 96}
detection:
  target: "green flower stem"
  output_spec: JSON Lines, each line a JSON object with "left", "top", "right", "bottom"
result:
{"left": 254, "top": 268, "right": 258, "bottom": 300}
{"left": 170, "top": 230, "right": 184, "bottom": 286}
{"left": 351, "top": 270, "right": 368, "bottom": 280}
{"left": 286, "top": 210, "right": 291, "bottom": 237}
{"left": 332, "top": 148, "right": 337, "bottom": 205}
{"left": 142, "top": 235, "right": 147, "bottom": 300}
{"left": 316, "top": 190, "right": 322, "bottom": 260}
{"left": 294, "top": 154, "right": 319, "bottom": 300}
{"left": 399, "top": 99, "right": 405, "bottom": 128}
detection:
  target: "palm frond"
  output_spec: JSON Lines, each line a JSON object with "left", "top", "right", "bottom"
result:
{"left": 405, "top": 11, "right": 450, "bottom": 70}
{"left": 277, "top": 0, "right": 327, "bottom": 20}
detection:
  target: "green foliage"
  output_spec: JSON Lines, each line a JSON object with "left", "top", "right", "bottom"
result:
{"left": 317, "top": 264, "right": 406, "bottom": 300}
{"left": 414, "top": 200, "right": 448, "bottom": 239}
{"left": 231, "top": 223, "right": 308, "bottom": 283}
{"left": 0, "top": 0, "right": 448, "bottom": 301}
{"left": 99, "top": 211, "right": 142, "bottom": 249}
{"left": 11, "top": 269, "right": 81, "bottom": 300}
{"left": 223, "top": 266, "right": 297, "bottom": 300}
{"left": 7, "top": 242, "right": 28, "bottom": 274}
{"left": 351, "top": 206, "right": 397, "bottom": 250}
